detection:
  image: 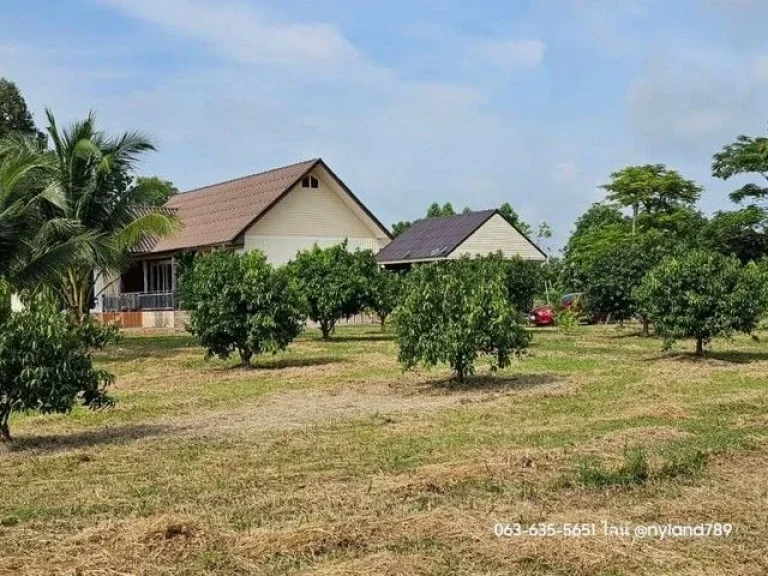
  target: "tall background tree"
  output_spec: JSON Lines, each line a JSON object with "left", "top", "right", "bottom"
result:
{"left": 134, "top": 176, "right": 178, "bottom": 207}
{"left": 0, "top": 78, "right": 46, "bottom": 146}
{"left": 601, "top": 164, "right": 701, "bottom": 233}
{"left": 713, "top": 132, "right": 768, "bottom": 205}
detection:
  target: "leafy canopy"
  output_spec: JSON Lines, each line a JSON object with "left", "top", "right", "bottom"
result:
{"left": 182, "top": 250, "right": 306, "bottom": 366}
{"left": 601, "top": 164, "right": 701, "bottom": 232}
{"left": 635, "top": 250, "right": 768, "bottom": 355}
{"left": 395, "top": 257, "right": 531, "bottom": 380}
{"left": 134, "top": 176, "right": 179, "bottom": 207}
{"left": 712, "top": 134, "right": 768, "bottom": 204}
{"left": 0, "top": 78, "right": 46, "bottom": 145}
{"left": 369, "top": 268, "right": 404, "bottom": 329}
{"left": 287, "top": 242, "right": 376, "bottom": 340}
{"left": 699, "top": 206, "right": 768, "bottom": 264}
{"left": 0, "top": 292, "right": 116, "bottom": 442}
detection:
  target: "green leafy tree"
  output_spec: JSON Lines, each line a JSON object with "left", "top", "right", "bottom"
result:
{"left": 712, "top": 133, "right": 768, "bottom": 204}
{"left": 499, "top": 202, "right": 533, "bottom": 237}
{"left": 0, "top": 78, "right": 46, "bottom": 145}
{"left": 391, "top": 220, "right": 412, "bottom": 236}
{"left": 0, "top": 292, "right": 116, "bottom": 442}
{"left": 581, "top": 233, "right": 669, "bottom": 332}
{"left": 426, "top": 202, "right": 456, "bottom": 218}
{"left": 699, "top": 206, "right": 768, "bottom": 264}
{"left": 134, "top": 176, "right": 179, "bottom": 207}
{"left": 500, "top": 254, "right": 542, "bottom": 314}
{"left": 181, "top": 250, "right": 305, "bottom": 366}
{"left": 288, "top": 242, "right": 374, "bottom": 340}
{"left": 601, "top": 164, "right": 702, "bottom": 233}
{"left": 395, "top": 257, "right": 531, "bottom": 380}
{"left": 370, "top": 268, "right": 404, "bottom": 330}
{"left": 635, "top": 250, "right": 768, "bottom": 355}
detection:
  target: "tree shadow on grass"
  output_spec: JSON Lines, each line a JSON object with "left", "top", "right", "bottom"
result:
{"left": 425, "top": 372, "right": 560, "bottom": 393}
{"left": 220, "top": 356, "right": 346, "bottom": 372}
{"left": 323, "top": 334, "right": 395, "bottom": 343}
{"left": 643, "top": 350, "right": 768, "bottom": 364}
{"left": 3, "top": 423, "right": 170, "bottom": 454}
{"left": 99, "top": 335, "right": 199, "bottom": 362}
{"left": 610, "top": 330, "right": 650, "bottom": 339}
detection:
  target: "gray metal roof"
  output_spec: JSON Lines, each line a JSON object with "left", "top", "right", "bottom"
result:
{"left": 376, "top": 209, "right": 498, "bottom": 264}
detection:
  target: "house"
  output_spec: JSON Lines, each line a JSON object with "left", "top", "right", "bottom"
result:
{"left": 95, "top": 158, "right": 392, "bottom": 328}
{"left": 375, "top": 209, "right": 546, "bottom": 268}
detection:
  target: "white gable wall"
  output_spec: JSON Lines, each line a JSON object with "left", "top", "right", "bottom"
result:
{"left": 449, "top": 214, "right": 545, "bottom": 261}
{"left": 242, "top": 166, "right": 389, "bottom": 265}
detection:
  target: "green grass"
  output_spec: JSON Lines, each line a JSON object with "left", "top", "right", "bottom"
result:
{"left": 2, "top": 324, "right": 768, "bottom": 575}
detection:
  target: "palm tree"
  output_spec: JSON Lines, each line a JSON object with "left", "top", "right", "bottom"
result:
{"left": 37, "top": 111, "right": 177, "bottom": 323}
{"left": 0, "top": 135, "right": 94, "bottom": 292}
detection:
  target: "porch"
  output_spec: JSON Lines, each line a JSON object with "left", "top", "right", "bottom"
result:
{"left": 102, "top": 291, "right": 177, "bottom": 313}
{"left": 99, "top": 256, "right": 179, "bottom": 313}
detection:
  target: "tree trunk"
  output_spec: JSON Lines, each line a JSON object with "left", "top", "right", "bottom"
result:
{"left": 320, "top": 320, "right": 335, "bottom": 341}
{"left": 379, "top": 315, "right": 387, "bottom": 332}
{"left": 239, "top": 347, "right": 253, "bottom": 367}
{"left": 65, "top": 268, "right": 90, "bottom": 326}
{"left": 0, "top": 410, "right": 11, "bottom": 443}
{"left": 695, "top": 337, "right": 704, "bottom": 356}
{"left": 641, "top": 317, "right": 650, "bottom": 337}
{"left": 632, "top": 205, "right": 638, "bottom": 235}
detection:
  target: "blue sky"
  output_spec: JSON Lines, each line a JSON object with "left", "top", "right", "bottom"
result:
{"left": 2, "top": 0, "right": 767, "bottom": 250}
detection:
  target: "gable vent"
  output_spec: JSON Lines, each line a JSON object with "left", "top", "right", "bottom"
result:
{"left": 301, "top": 175, "right": 319, "bottom": 188}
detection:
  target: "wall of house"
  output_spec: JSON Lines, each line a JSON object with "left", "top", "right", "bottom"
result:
{"left": 450, "top": 214, "right": 546, "bottom": 261}
{"left": 241, "top": 167, "right": 390, "bottom": 265}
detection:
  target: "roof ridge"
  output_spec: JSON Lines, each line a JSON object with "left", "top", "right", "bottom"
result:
{"left": 170, "top": 158, "right": 320, "bottom": 200}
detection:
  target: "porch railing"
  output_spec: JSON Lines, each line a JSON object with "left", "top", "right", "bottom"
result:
{"left": 102, "top": 292, "right": 176, "bottom": 313}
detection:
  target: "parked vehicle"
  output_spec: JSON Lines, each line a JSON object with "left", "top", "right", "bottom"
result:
{"left": 529, "top": 305, "right": 555, "bottom": 326}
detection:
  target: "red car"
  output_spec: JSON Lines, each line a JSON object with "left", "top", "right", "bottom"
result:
{"left": 529, "top": 305, "right": 555, "bottom": 326}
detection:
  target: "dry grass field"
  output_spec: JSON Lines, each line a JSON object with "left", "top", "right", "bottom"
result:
{"left": 2, "top": 324, "right": 768, "bottom": 575}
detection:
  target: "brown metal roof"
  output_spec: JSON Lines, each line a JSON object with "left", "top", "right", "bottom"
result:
{"left": 139, "top": 158, "right": 321, "bottom": 254}
{"left": 376, "top": 209, "right": 498, "bottom": 263}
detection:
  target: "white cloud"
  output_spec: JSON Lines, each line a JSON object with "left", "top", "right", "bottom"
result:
{"left": 469, "top": 38, "right": 545, "bottom": 70}
{"left": 100, "top": 0, "right": 359, "bottom": 67}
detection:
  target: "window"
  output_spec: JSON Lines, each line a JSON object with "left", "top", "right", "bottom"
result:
{"left": 147, "top": 260, "right": 173, "bottom": 293}
{"left": 301, "top": 175, "right": 319, "bottom": 188}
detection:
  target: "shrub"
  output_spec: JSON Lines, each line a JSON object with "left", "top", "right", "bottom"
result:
{"left": 635, "top": 250, "right": 768, "bottom": 354}
{"left": 554, "top": 308, "right": 578, "bottom": 332}
{"left": 395, "top": 257, "right": 531, "bottom": 380}
{"left": 0, "top": 293, "right": 116, "bottom": 442}
{"left": 287, "top": 242, "right": 377, "bottom": 340}
{"left": 181, "top": 250, "right": 306, "bottom": 366}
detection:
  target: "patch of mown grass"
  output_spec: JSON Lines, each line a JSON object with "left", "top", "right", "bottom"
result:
{"left": 572, "top": 443, "right": 714, "bottom": 489}
{"left": 658, "top": 448, "right": 709, "bottom": 480}
{"left": 576, "top": 447, "right": 650, "bottom": 488}
{"left": 4, "top": 325, "right": 768, "bottom": 575}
